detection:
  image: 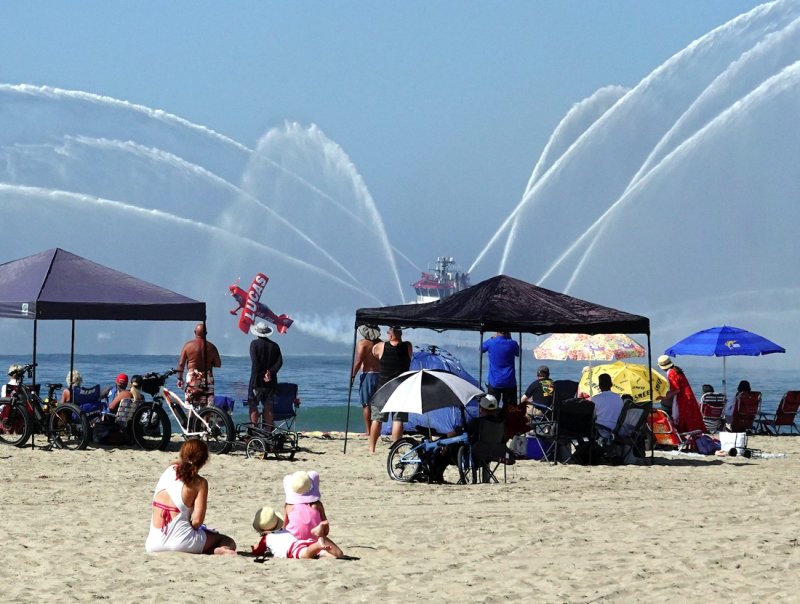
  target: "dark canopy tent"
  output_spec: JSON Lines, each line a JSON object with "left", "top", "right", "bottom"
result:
{"left": 0, "top": 248, "right": 205, "bottom": 383}
{"left": 345, "top": 274, "right": 651, "bottom": 451}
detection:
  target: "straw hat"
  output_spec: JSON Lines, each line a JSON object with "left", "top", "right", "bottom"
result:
{"left": 657, "top": 355, "right": 674, "bottom": 370}
{"left": 283, "top": 470, "right": 321, "bottom": 504}
{"left": 252, "top": 507, "right": 283, "bottom": 533}
{"left": 250, "top": 321, "right": 274, "bottom": 338}
{"left": 479, "top": 394, "right": 498, "bottom": 411}
{"left": 358, "top": 325, "right": 380, "bottom": 340}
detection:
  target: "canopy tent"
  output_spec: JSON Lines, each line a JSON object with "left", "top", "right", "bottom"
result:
{"left": 0, "top": 248, "right": 205, "bottom": 382}
{"left": 345, "top": 274, "right": 652, "bottom": 452}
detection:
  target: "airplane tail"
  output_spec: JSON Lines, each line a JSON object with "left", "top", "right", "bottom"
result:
{"left": 275, "top": 314, "right": 294, "bottom": 334}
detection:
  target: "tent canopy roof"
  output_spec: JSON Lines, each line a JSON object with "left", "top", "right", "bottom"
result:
{"left": 356, "top": 274, "right": 649, "bottom": 335}
{"left": 0, "top": 248, "right": 205, "bottom": 321}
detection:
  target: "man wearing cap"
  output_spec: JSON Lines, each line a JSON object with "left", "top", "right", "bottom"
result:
{"left": 351, "top": 325, "right": 381, "bottom": 436}
{"left": 176, "top": 323, "right": 222, "bottom": 406}
{"left": 480, "top": 331, "right": 519, "bottom": 410}
{"left": 521, "top": 365, "right": 556, "bottom": 410}
{"left": 102, "top": 373, "right": 129, "bottom": 408}
{"left": 249, "top": 321, "right": 283, "bottom": 430}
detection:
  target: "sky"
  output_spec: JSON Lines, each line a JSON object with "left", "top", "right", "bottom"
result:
{"left": 0, "top": 0, "right": 766, "bottom": 264}
{"left": 3, "top": 0, "right": 795, "bottom": 363}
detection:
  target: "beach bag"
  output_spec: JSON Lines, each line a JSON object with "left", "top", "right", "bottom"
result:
{"left": 694, "top": 434, "right": 721, "bottom": 455}
{"left": 508, "top": 434, "right": 527, "bottom": 458}
{"left": 91, "top": 417, "right": 127, "bottom": 445}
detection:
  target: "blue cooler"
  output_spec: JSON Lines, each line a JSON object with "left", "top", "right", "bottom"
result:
{"left": 526, "top": 436, "right": 554, "bottom": 460}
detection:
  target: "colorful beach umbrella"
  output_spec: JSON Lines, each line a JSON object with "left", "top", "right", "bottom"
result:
{"left": 534, "top": 333, "right": 646, "bottom": 362}
{"left": 578, "top": 362, "right": 668, "bottom": 403}
{"left": 664, "top": 325, "right": 785, "bottom": 396}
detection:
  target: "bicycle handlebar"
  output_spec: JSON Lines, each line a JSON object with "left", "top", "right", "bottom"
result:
{"left": 141, "top": 368, "right": 179, "bottom": 383}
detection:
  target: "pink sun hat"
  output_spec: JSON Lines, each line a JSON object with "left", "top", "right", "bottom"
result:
{"left": 283, "top": 470, "right": 321, "bottom": 504}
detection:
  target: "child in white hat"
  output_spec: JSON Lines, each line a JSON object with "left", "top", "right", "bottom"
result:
{"left": 251, "top": 506, "right": 343, "bottom": 559}
{"left": 283, "top": 470, "right": 330, "bottom": 540}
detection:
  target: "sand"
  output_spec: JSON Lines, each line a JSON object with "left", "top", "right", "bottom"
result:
{"left": 1, "top": 433, "right": 799, "bottom": 603}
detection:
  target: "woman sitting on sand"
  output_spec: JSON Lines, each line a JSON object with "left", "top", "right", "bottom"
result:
{"left": 145, "top": 439, "right": 236, "bottom": 556}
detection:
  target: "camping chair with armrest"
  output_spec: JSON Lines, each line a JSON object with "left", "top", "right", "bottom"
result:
{"left": 729, "top": 391, "right": 762, "bottom": 433}
{"left": 700, "top": 392, "right": 727, "bottom": 434}
{"left": 552, "top": 398, "right": 596, "bottom": 464}
{"left": 648, "top": 408, "right": 702, "bottom": 452}
{"left": 465, "top": 415, "right": 509, "bottom": 483}
{"left": 611, "top": 402, "right": 652, "bottom": 464}
{"left": 757, "top": 391, "right": 800, "bottom": 435}
{"left": 272, "top": 382, "right": 300, "bottom": 435}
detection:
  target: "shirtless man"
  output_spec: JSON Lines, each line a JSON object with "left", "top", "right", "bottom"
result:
{"left": 351, "top": 325, "right": 381, "bottom": 436}
{"left": 176, "top": 323, "right": 222, "bottom": 406}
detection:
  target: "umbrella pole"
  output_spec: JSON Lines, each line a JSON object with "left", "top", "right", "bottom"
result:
{"left": 478, "top": 331, "right": 485, "bottom": 390}
{"left": 517, "top": 332, "right": 523, "bottom": 401}
{"left": 722, "top": 357, "right": 727, "bottom": 400}
{"left": 342, "top": 326, "right": 359, "bottom": 454}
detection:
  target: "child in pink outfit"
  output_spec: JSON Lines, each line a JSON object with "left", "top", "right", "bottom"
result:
{"left": 283, "top": 470, "right": 329, "bottom": 540}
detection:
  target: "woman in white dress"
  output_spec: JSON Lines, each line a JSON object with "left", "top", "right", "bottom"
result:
{"left": 145, "top": 439, "right": 236, "bottom": 555}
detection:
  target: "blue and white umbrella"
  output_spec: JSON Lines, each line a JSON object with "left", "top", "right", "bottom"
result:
{"left": 665, "top": 325, "right": 785, "bottom": 396}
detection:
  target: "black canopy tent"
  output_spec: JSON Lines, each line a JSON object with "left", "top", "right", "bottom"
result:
{"left": 0, "top": 248, "right": 206, "bottom": 385}
{"left": 345, "top": 274, "right": 652, "bottom": 452}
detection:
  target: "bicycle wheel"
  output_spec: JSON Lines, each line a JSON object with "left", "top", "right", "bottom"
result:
{"left": 0, "top": 401, "right": 32, "bottom": 447}
{"left": 387, "top": 436, "right": 423, "bottom": 482}
{"left": 456, "top": 444, "right": 476, "bottom": 485}
{"left": 132, "top": 403, "right": 171, "bottom": 451}
{"left": 269, "top": 431, "right": 298, "bottom": 461}
{"left": 190, "top": 406, "right": 235, "bottom": 454}
{"left": 50, "top": 404, "right": 89, "bottom": 450}
{"left": 245, "top": 437, "right": 268, "bottom": 460}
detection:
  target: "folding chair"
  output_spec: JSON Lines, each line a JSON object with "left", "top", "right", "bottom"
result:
{"left": 648, "top": 408, "right": 702, "bottom": 452}
{"left": 468, "top": 416, "right": 509, "bottom": 483}
{"left": 757, "top": 391, "right": 800, "bottom": 435}
{"left": 699, "top": 392, "right": 726, "bottom": 434}
{"left": 729, "top": 391, "right": 762, "bottom": 433}
{"left": 552, "top": 398, "right": 595, "bottom": 464}
{"left": 607, "top": 401, "right": 651, "bottom": 464}
{"left": 272, "top": 382, "right": 299, "bottom": 433}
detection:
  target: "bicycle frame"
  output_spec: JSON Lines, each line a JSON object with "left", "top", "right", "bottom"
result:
{"left": 157, "top": 386, "right": 216, "bottom": 438}
{"left": 399, "top": 433, "right": 469, "bottom": 466}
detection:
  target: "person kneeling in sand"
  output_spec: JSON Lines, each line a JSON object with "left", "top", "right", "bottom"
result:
{"left": 251, "top": 507, "right": 343, "bottom": 559}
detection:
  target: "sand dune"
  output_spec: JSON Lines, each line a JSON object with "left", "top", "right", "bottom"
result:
{"left": 0, "top": 433, "right": 798, "bottom": 603}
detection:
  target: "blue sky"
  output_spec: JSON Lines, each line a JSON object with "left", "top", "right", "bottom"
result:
{"left": 1, "top": 1, "right": 766, "bottom": 267}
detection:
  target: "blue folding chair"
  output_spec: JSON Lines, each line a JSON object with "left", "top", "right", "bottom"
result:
{"left": 273, "top": 382, "right": 299, "bottom": 434}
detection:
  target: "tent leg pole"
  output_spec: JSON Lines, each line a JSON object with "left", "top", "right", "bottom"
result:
{"left": 70, "top": 319, "right": 75, "bottom": 386}
{"left": 32, "top": 320, "right": 38, "bottom": 386}
{"left": 343, "top": 327, "right": 358, "bottom": 454}
{"left": 647, "top": 332, "right": 654, "bottom": 464}
{"left": 518, "top": 332, "right": 523, "bottom": 401}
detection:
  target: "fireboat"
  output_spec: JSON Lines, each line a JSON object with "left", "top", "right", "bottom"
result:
{"left": 411, "top": 256, "right": 470, "bottom": 303}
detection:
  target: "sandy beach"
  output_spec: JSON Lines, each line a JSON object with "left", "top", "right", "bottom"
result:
{"left": 1, "top": 433, "right": 799, "bottom": 603}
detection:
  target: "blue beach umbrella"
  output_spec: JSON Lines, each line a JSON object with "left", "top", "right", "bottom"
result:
{"left": 664, "top": 325, "right": 785, "bottom": 396}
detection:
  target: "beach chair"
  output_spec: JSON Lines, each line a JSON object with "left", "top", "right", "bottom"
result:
{"left": 728, "top": 391, "right": 762, "bottom": 433}
{"left": 757, "top": 391, "right": 800, "bottom": 435}
{"left": 700, "top": 392, "right": 727, "bottom": 434}
{"left": 609, "top": 401, "right": 651, "bottom": 464}
{"left": 273, "top": 382, "right": 299, "bottom": 434}
{"left": 552, "top": 398, "right": 595, "bottom": 464}
{"left": 648, "top": 408, "right": 701, "bottom": 452}
{"left": 467, "top": 416, "right": 509, "bottom": 483}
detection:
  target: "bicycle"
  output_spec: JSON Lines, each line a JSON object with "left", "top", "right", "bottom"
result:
{"left": 131, "top": 369, "right": 235, "bottom": 454}
{"left": 386, "top": 432, "right": 472, "bottom": 483}
{"left": 0, "top": 363, "right": 89, "bottom": 450}
{"left": 237, "top": 382, "right": 301, "bottom": 461}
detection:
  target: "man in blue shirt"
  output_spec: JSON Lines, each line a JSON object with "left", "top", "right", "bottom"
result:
{"left": 480, "top": 331, "right": 519, "bottom": 409}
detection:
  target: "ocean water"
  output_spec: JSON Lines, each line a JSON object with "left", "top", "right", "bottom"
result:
{"left": 1, "top": 353, "right": 796, "bottom": 433}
